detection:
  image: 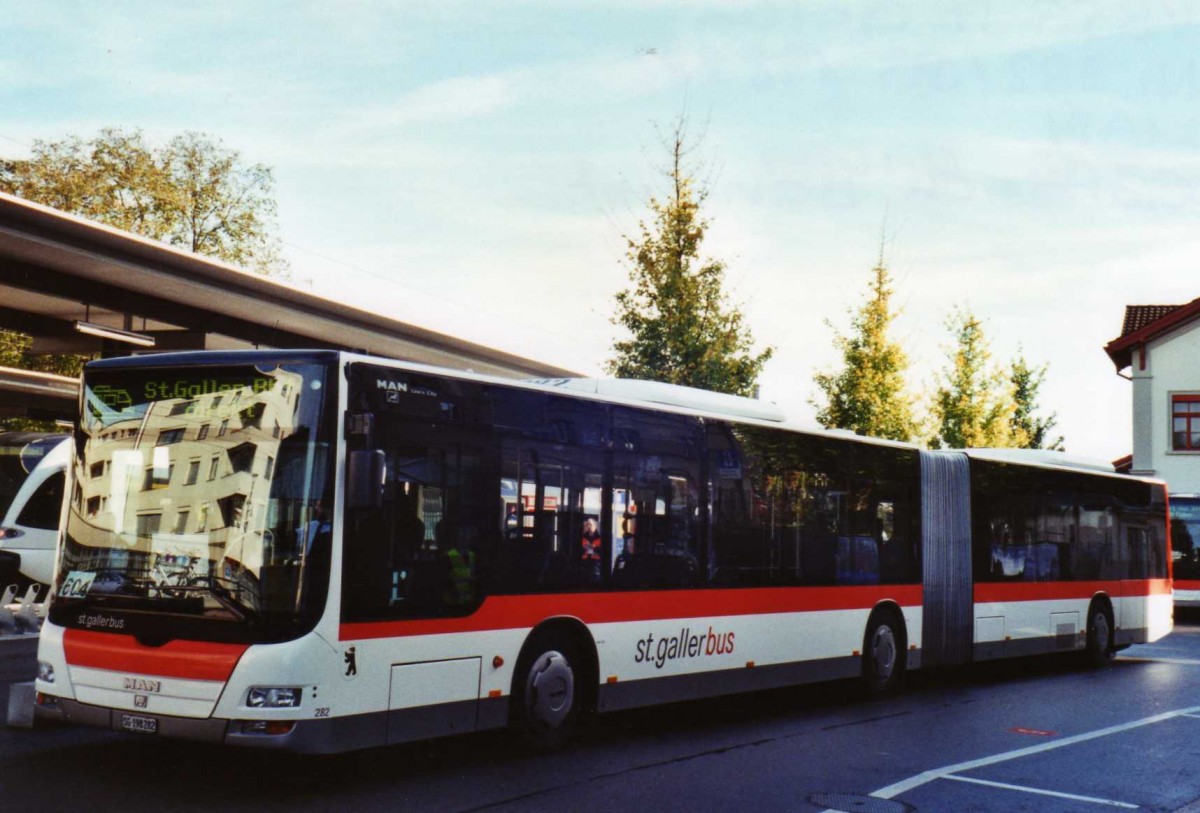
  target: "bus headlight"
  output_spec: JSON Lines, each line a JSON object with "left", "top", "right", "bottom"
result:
{"left": 37, "top": 661, "right": 55, "bottom": 683}
{"left": 246, "top": 687, "right": 301, "bottom": 708}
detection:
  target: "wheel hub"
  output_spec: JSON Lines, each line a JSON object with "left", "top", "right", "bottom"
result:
{"left": 872, "top": 624, "right": 896, "bottom": 679}
{"left": 526, "top": 651, "right": 574, "bottom": 728}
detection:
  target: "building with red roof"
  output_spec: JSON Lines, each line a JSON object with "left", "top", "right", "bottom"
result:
{"left": 1105, "top": 299, "right": 1200, "bottom": 604}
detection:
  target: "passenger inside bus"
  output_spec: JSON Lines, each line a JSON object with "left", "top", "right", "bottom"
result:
{"left": 580, "top": 517, "right": 602, "bottom": 583}
{"left": 612, "top": 536, "right": 638, "bottom": 587}
{"left": 439, "top": 521, "right": 477, "bottom": 606}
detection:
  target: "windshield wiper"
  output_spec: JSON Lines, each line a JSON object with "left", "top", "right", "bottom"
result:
{"left": 72, "top": 590, "right": 205, "bottom": 615}
{"left": 161, "top": 578, "right": 259, "bottom": 621}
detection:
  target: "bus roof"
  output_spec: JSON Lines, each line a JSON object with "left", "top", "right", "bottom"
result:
{"left": 528, "top": 377, "right": 787, "bottom": 424}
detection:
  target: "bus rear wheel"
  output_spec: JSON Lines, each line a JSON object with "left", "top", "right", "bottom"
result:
{"left": 1083, "top": 602, "right": 1114, "bottom": 668}
{"left": 511, "top": 633, "right": 582, "bottom": 750}
{"left": 862, "top": 608, "right": 905, "bottom": 697}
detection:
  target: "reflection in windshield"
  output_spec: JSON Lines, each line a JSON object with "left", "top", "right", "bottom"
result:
{"left": 56, "top": 361, "right": 333, "bottom": 640}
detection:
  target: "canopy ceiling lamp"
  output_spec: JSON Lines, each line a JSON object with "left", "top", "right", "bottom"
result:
{"left": 74, "top": 320, "right": 155, "bottom": 348}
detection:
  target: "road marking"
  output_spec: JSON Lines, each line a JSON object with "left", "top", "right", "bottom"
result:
{"left": 855, "top": 704, "right": 1200, "bottom": 807}
{"left": 943, "top": 774, "right": 1138, "bottom": 808}
{"left": 1119, "top": 656, "right": 1200, "bottom": 666}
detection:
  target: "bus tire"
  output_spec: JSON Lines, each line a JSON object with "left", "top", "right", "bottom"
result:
{"left": 1083, "top": 601, "right": 1114, "bottom": 668}
{"left": 510, "top": 632, "right": 583, "bottom": 750}
{"left": 862, "top": 607, "right": 905, "bottom": 697}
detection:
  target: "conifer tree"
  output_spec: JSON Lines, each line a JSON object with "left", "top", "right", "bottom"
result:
{"left": 811, "top": 253, "right": 918, "bottom": 441}
{"left": 1010, "top": 351, "right": 1065, "bottom": 450}
{"left": 608, "top": 120, "right": 772, "bottom": 397}
{"left": 931, "top": 306, "right": 1024, "bottom": 449}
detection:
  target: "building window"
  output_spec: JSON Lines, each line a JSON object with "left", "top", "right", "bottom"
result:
{"left": 1173, "top": 394, "right": 1200, "bottom": 451}
{"left": 136, "top": 512, "right": 162, "bottom": 539}
{"left": 157, "top": 428, "right": 185, "bottom": 445}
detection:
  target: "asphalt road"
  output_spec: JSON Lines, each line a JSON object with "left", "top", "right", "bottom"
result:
{"left": 7, "top": 616, "right": 1200, "bottom": 812}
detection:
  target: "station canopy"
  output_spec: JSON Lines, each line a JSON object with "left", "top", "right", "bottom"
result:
{"left": 0, "top": 192, "right": 577, "bottom": 422}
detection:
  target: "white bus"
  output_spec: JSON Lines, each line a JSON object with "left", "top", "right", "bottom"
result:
{"left": 34, "top": 350, "right": 1172, "bottom": 752}
{"left": 0, "top": 431, "right": 70, "bottom": 591}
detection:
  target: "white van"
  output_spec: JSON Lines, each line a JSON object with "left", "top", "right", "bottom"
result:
{"left": 0, "top": 432, "right": 70, "bottom": 589}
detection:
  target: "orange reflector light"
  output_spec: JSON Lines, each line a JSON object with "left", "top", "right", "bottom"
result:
{"left": 852, "top": 650, "right": 861, "bottom": 657}
{"left": 492, "top": 656, "right": 504, "bottom": 669}
{"left": 607, "top": 676, "right": 618, "bottom": 684}
{"left": 488, "top": 689, "right": 502, "bottom": 698}
{"left": 265, "top": 721, "right": 296, "bottom": 736}
{"left": 745, "top": 661, "right": 755, "bottom": 668}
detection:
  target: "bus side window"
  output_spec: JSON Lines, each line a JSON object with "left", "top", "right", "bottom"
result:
{"left": 610, "top": 408, "right": 702, "bottom": 591}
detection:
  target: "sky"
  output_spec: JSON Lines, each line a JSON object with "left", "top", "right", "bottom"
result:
{"left": 4, "top": 2, "right": 1200, "bottom": 462}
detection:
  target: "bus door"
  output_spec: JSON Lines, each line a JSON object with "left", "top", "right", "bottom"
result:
{"left": 920, "top": 451, "right": 973, "bottom": 667}
{"left": 1122, "top": 525, "right": 1152, "bottom": 633}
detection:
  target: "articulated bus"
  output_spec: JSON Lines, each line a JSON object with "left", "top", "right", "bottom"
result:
{"left": 34, "top": 350, "right": 1172, "bottom": 752}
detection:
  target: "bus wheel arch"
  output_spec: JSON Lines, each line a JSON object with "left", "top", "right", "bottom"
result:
{"left": 1083, "top": 595, "right": 1115, "bottom": 667}
{"left": 862, "top": 602, "right": 907, "bottom": 697}
{"left": 509, "top": 618, "right": 598, "bottom": 749}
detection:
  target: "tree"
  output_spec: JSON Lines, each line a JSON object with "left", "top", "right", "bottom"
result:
{"left": 0, "top": 127, "right": 287, "bottom": 276}
{"left": 930, "top": 306, "right": 1025, "bottom": 449}
{"left": 607, "top": 120, "right": 772, "bottom": 397}
{"left": 811, "top": 250, "right": 918, "bottom": 441}
{"left": 0, "top": 329, "right": 83, "bottom": 378}
{"left": 0, "top": 127, "right": 287, "bottom": 429}
{"left": 1010, "top": 351, "right": 1065, "bottom": 450}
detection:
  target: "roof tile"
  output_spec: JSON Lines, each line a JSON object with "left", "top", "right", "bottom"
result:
{"left": 1121, "top": 305, "right": 1182, "bottom": 337}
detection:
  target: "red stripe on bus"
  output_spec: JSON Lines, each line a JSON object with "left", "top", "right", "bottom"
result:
{"left": 63, "top": 629, "right": 247, "bottom": 681}
{"left": 339, "top": 584, "right": 923, "bottom": 641}
{"left": 974, "top": 579, "right": 1171, "bottom": 603}
{"left": 1174, "top": 580, "right": 1200, "bottom": 592}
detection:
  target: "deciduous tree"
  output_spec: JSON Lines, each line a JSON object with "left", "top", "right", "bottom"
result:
{"left": 0, "top": 127, "right": 286, "bottom": 429}
{"left": 1, "top": 127, "right": 287, "bottom": 276}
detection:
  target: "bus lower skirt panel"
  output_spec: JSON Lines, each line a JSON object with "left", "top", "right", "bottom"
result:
{"left": 596, "top": 654, "right": 863, "bottom": 714}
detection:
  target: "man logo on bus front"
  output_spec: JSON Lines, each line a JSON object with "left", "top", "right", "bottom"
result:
{"left": 344, "top": 646, "right": 357, "bottom": 678}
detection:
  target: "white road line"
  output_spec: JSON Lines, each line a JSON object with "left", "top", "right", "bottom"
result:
{"left": 942, "top": 774, "right": 1139, "bottom": 808}
{"left": 868, "top": 704, "right": 1200, "bottom": 802}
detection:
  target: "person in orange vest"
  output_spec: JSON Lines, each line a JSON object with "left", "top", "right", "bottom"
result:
{"left": 580, "top": 516, "right": 602, "bottom": 583}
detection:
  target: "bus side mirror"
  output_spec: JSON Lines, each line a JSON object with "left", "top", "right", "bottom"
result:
{"left": 346, "top": 450, "right": 386, "bottom": 509}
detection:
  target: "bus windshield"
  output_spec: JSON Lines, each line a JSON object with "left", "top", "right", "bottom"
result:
{"left": 1171, "top": 495, "right": 1200, "bottom": 581}
{"left": 51, "top": 359, "right": 336, "bottom": 644}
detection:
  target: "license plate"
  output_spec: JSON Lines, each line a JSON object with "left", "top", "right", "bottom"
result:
{"left": 120, "top": 713, "right": 158, "bottom": 734}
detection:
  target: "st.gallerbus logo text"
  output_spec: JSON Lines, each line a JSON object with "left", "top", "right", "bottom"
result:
{"left": 634, "top": 626, "right": 736, "bottom": 669}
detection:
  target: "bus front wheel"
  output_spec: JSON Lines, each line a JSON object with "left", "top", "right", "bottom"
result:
{"left": 511, "top": 633, "right": 582, "bottom": 750}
